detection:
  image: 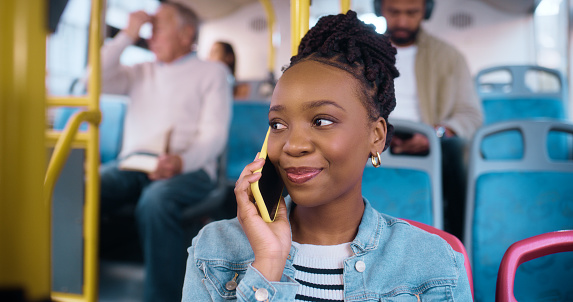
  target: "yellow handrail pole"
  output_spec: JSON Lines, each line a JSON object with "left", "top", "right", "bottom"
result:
{"left": 340, "top": 0, "right": 351, "bottom": 13}
{"left": 48, "top": 96, "right": 90, "bottom": 107}
{"left": 47, "top": 110, "right": 100, "bottom": 302}
{"left": 290, "top": 0, "right": 300, "bottom": 55}
{"left": 46, "top": 0, "right": 103, "bottom": 300}
{"left": 259, "top": 0, "right": 276, "bottom": 73}
{"left": 46, "top": 130, "right": 90, "bottom": 147}
{"left": 44, "top": 111, "right": 101, "bottom": 206}
{"left": 0, "top": 0, "right": 50, "bottom": 301}
{"left": 291, "top": 0, "right": 310, "bottom": 56}
{"left": 299, "top": 0, "right": 310, "bottom": 42}
{"left": 83, "top": 0, "right": 103, "bottom": 300}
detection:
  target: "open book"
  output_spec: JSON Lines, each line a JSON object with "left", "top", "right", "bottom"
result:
{"left": 118, "top": 129, "right": 172, "bottom": 173}
{"left": 119, "top": 153, "right": 160, "bottom": 173}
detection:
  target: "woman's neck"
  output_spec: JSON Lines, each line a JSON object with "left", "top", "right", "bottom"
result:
{"left": 290, "top": 197, "right": 365, "bottom": 245}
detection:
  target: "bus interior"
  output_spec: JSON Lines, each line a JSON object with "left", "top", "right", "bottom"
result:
{"left": 1, "top": 0, "right": 573, "bottom": 301}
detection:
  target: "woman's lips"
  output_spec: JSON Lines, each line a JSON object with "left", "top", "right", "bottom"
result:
{"left": 284, "top": 167, "right": 322, "bottom": 184}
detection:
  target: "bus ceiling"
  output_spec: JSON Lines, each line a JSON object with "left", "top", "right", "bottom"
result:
{"left": 171, "top": 0, "right": 259, "bottom": 20}
{"left": 177, "top": 0, "right": 541, "bottom": 19}
{"left": 480, "top": 0, "right": 539, "bottom": 14}
{"left": 49, "top": 0, "right": 541, "bottom": 32}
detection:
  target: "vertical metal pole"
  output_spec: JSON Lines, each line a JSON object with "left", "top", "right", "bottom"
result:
{"left": 291, "top": 0, "right": 300, "bottom": 55}
{"left": 84, "top": 0, "right": 102, "bottom": 300}
{"left": 299, "top": 0, "right": 310, "bottom": 42}
{"left": 565, "top": 0, "right": 573, "bottom": 119}
{"left": 259, "top": 0, "right": 276, "bottom": 73}
{"left": 290, "top": 0, "right": 310, "bottom": 56}
{"left": 0, "top": 0, "right": 50, "bottom": 301}
{"left": 340, "top": 0, "right": 351, "bottom": 13}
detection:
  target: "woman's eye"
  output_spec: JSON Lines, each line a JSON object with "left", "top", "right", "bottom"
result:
{"left": 270, "top": 122, "right": 286, "bottom": 130}
{"left": 313, "top": 118, "right": 333, "bottom": 127}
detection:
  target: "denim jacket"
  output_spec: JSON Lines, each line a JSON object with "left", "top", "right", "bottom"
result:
{"left": 182, "top": 198, "right": 472, "bottom": 301}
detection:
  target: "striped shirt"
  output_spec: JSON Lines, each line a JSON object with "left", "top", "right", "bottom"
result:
{"left": 292, "top": 242, "right": 353, "bottom": 302}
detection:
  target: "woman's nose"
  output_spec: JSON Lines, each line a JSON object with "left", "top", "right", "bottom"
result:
{"left": 283, "top": 128, "right": 313, "bottom": 156}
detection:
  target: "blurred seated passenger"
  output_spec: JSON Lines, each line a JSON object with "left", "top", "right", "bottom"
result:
{"left": 233, "top": 81, "right": 251, "bottom": 100}
{"left": 99, "top": 2, "right": 232, "bottom": 302}
{"left": 208, "top": 41, "right": 236, "bottom": 78}
{"left": 208, "top": 40, "right": 252, "bottom": 99}
{"left": 377, "top": 0, "right": 483, "bottom": 241}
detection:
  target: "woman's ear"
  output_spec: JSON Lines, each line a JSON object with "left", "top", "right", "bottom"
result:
{"left": 370, "top": 117, "right": 386, "bottom": 154}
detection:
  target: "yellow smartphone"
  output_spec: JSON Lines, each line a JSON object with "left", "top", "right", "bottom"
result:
{"left": 251, "top": 127, "right": 284, "bottom": 222}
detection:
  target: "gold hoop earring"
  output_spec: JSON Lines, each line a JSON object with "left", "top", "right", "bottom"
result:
{"left": 371, "top": 152, "right": 381, "bottom": 168}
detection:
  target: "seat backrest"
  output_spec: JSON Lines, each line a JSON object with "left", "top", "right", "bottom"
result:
{"left": 475, "top": 65, "right": 567, "bottom": 123}
{"left": 99, "top": 95, "right": 127, "bottom": 163}
{"left": 52, "top": 94, "right": 127, "bottom": 163}
{"left": 464, "top": 120, "right": 573, "bottom": 302}
{"left": 475, "top": 65, "right": 569, "bottom": 160}
{"left": 496, "top": 230, "right": 573, "bottom": 302}
{"left": 181, "top": 146, "right": 229, "bottom": 223}
{"left": 226, "top": 101, "right": 270, "bottom": 181}
{"left": 362, "top": 119, "right": 443, "bottom": 229}
{"left": 403, "top": 219, "right": 474, "bottom": 299}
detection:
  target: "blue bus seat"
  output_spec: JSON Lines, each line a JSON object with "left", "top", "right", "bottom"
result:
{"left": 475, "top": 65, "right": 569, "bottom": 160}
{"left": 464, "top": 120, "right": 573, "bottom": 302}
{"left": 362, "top": 119, "right": 443, "bottom": 229}
{"left": 182, "top": 146, "right": 230, "bottom": 240}
{"left": 52, "top": 94, "right": 127, "bottom": 163}
{"left": 226, "top": 101, "right": 270, "bottom": 181}
{"left": 99, "top": 95, "right": 127, "bottom": 163}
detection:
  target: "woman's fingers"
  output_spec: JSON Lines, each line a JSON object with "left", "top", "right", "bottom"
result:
{"left": 235, "top": 153, "right": 262, "bottom": 187}
{"left": 234, "top": 157, "right": 265, "bottom": 219}
{"left": 234, "top": 157, "right": 264, "bottom": 196}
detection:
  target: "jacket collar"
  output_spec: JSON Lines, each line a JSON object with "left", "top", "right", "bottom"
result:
{"left": 350, "top": 198, "right": 382, "bottom": 254}
{"left": 415, "top": 27, "right": 429, "bottom": 48}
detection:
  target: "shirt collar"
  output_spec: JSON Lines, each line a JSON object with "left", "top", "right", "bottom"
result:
{"left": 158, "top": 51, "right": 195, "bottom": 66}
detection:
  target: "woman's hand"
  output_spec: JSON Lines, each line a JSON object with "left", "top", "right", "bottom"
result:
{"left": 234, "top": 156, "right": 291, "bottom": 282}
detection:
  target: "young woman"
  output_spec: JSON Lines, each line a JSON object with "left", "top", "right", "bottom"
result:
{"left": 182, "top": 10, "right": 472, "bottom": 301}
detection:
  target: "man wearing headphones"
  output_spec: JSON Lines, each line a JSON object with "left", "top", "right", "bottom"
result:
{"left": 376, "top": 0, "right": 483, "bottom": 241}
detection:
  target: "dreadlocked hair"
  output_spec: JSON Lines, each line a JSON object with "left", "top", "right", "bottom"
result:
{"left": 285, "top": 10, "right": 399, "bottom": 150}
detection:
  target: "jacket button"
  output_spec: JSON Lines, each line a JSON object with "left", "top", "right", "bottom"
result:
{"left": 255, "top": 287, "right": 269, "bottom": 301}
{"left": 355, "top": 260, "right": 366, "bottom": 272}
{"left": 225, "top": 280, "right": 237, "bottom": 291}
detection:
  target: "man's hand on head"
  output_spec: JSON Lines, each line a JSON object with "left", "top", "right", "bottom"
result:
{"left": 148, "top": 154, "right": 183, "bottom": 180}
{"left": 124, "top": 10, "right": 152, "bottom": 42}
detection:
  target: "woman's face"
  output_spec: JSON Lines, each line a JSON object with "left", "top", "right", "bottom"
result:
{"left": 268, "top": 60, "right": 386, "bottom": 208}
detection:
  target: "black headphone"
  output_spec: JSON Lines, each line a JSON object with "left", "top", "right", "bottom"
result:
{"left": 373, "top": 0, "right": 435, "bottom": 20}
